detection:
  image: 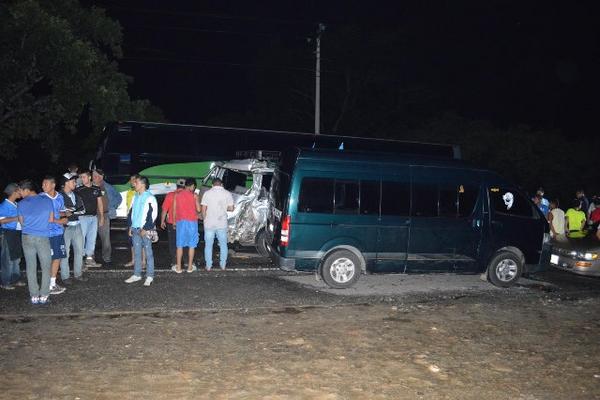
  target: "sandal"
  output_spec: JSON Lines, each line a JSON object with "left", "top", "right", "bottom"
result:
{"left": 124, "top": 261, "right": 134, "bottom": 267}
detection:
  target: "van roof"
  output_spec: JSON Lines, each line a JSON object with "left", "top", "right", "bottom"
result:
{"left": 294, "top": 148, "right": 486, "bottom": 171}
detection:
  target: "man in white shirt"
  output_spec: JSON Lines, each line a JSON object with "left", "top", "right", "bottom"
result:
{"left": 200, "top": 178, "right": 234, "bottom": 271}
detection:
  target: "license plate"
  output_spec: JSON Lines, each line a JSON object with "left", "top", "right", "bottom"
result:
{"left": 550, "top": 254, "right": 559, "bottom": 265}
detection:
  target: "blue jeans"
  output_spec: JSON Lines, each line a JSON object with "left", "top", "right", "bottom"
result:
{"left": 22, "top": 234, "right": 51, "bottom": 298}
{"left": 60, "top": 224, "right": 84, "bottom": 280}
{"left": 1, "top": 232, "right": 21, "bottom": 286}
{"left": 132, "top": 228, "right": 154, "bottom": 278}
{"left": 204, "top": 228, "right": 228, "bottom": 269}
{"left": 79, "top": 215, "right": 98, "bottom": 258}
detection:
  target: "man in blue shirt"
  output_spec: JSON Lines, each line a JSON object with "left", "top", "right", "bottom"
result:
{"left": 17, "top": 180, "right": 54, "bottom": 305}
{"left": 41, "top": 176, "right": 69, "bottom": 295}
{"left": 0, "top": 183, "right": 23, "bottom": 290}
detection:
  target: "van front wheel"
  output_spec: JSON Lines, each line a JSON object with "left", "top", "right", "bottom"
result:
{"left": 321, "top": 250, "right": 361, "bottom": 289}
{"left": 487, "top": 251, "right": 523, "bottom": 288}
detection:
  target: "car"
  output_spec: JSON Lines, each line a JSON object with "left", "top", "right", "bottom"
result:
{"left": 266, "top": 148, "right": 551, "bottom": 289}
{"left": 200, "top": 158, "right": 274, "bottom": 255}
{"left": 549, "top": 234, "right": 600, "bottom": 277}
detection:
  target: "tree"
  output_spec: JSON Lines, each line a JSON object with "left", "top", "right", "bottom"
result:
{"left": 0, "top": 0, "right": 163, "bottom": 162}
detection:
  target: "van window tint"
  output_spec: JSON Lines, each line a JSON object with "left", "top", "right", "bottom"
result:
{"left": 381, "top": 181, "right": 410, "bottom": 216}
{"left": 298, "top": 178, "right": 334, "bottom": 213}
{"left": 412, "top": 184, "right": 438, "bottom": 217}
{"left": 360, "top": 180, "right": 380, "bottom": 215}
{"left": 458, "top": 185, "right": 478, "bottom": 217}
{"left": 439, "top": 184, "right": 479, "bottom": 218}
{"left": 490, "top": 188, "right": 535, "bottom": 218}
{"left": 335, "top": 181, "right": 359, "bottom": 214}
{"left": 438, "top": 186, "right": 459, "bottom": 217}
{"left": 271, "top": 171, "right": 290, "bottom": 211}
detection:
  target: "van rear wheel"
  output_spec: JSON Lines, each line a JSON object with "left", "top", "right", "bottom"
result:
{"left": 487, "top": 250, "right": 523, "bottom": 288}
{"left": 321, "top": 250, "right": 361, "bottom": 289}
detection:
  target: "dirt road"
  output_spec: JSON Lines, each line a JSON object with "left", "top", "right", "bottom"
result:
{"left": 2, "top": 293, "right": 599, "bottom": 400}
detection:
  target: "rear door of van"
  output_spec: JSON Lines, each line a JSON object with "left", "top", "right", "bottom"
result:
{"left": 407, "top": 167, "right": 483, "bottom": 272}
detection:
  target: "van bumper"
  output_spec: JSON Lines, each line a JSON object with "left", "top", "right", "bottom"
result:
{"left": 266, "top": 243, "right": 296, "bottom": 271}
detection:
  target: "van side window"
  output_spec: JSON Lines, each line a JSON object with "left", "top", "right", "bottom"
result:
{"left": 381, "top": 181, "right": 410, "bottom": 216}
{"left": 490, "top": 188, "right": 535, "bottom": 218}
{"left": 412, "top": 184, "right": 438, "bottom": 217}
{"left": 458, "top": 186, "right": 478, "bottom": 217}
{"left": 335, "top": 181, "right": 359, "bottom": 214}
{"left": 298, "top": 178, "right": 334, "bottom": 213}
{"left": 439, "top": 184, "right": 479, "bottom": 218}
{"left": 360, "top": 180, "right": 380, "bottom": 215}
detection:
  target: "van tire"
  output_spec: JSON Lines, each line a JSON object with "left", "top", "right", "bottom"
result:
{"left": 255, "top": 229, "right": 269, "bottom": 257}
{"left": 487, "top": 250, "right": 523, "bottom": 288}
{"left": 321, "top": 250, "right": 361, "bottom": 289}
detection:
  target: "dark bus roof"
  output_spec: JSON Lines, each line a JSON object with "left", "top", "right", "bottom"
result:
{"left": 292, "top": 148, "right": 484, "bottom": 170}
{"left": 107, "top": 121, "right": 461, "bottom": 159}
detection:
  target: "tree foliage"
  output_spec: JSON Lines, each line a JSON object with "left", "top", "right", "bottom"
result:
{"left": 0, "top": 0, "right": 163, "bottom": 161}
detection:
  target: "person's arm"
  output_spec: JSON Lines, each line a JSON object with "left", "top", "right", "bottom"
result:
{"left": 580, "top": 216, "right": 586, "bottom": 230}
{"left": 171, "top": 195, "right": 177, "bottom": 228}
{"left": 226, "top": 193, "right": 234, "bottom": 212}
{"left": 0, "top": 216, "right": 19, "bottom": 224}
{"left": 548, "top": 212, "right": 557, "bottom": 236}
{"left": 565, "top": 215, "right": 570, "bottom": 231}
{"left": 97, "top": 197, "right": 104, "bottom": 226}
{"left": 201, "top": 205, "right": 207, "bottom": 220}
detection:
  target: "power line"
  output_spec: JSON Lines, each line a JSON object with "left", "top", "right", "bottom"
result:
{"left": 121, "top": 56, "right": 316, "bottom": 73}
{"left": 104, "top": 4, "right": 321, "bottom": 27}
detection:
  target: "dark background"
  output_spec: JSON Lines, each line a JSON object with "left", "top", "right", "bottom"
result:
{"left": 4, "top": 0, "right": 600, "bottom": 200}
{"left": 94, "top": 0, "right": 599, "bottom": 136}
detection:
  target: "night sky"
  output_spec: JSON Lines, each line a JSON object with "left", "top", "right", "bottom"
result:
{"left": 93, "top": 0, "right": 600, "bottom": 138}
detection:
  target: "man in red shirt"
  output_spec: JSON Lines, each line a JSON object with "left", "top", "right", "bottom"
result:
{"left": 172, "top": 178, "right": 201, "bottom": 273}
{"left": 160, "top": 178, "right": 185, "bottom": 269}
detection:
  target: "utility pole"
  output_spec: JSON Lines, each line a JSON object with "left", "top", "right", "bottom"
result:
{"left": 314, "top": 23, "right": 326, "bottom": 134}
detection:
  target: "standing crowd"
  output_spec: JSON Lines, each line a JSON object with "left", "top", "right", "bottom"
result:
{"left": 0, "top": 167, "right": 234, "bottom": 305}
{"left": 533, "top": 188, "right": 600, "bottom": 241}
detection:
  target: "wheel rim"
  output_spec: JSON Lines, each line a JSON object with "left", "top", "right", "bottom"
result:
{"left": 329, "top": 257, "right": 356, "bottom": 284}
{"left": 495, "top": 259, "right": 518, "bottom": 282}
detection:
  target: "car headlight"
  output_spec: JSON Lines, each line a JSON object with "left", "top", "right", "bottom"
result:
{"left": 576, "top": 252, "right": 598, "bottom": 260}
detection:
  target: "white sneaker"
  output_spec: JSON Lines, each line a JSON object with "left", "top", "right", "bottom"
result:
{"left": 143, "top": 277, "right": 154, "bottom": 286}
{"left": 124, "top": 275, "right": 142, "bottom": 284}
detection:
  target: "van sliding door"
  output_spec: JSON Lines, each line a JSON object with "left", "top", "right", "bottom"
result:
{"left": 375, "top": 167, "right": 411, "bottom": 272}
{"left": 407, "top": 167, "right": 482, "bottom": 272}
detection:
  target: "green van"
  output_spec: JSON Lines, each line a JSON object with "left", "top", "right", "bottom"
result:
{"left": 266, "top": 148, "right": 551, "bottom": 288}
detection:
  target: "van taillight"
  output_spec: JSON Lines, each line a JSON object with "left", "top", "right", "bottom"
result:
{"left": 280, "top": 215, "right": 291, "bottom": 247}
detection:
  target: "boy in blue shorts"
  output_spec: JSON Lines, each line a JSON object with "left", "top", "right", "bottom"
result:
{"left": 41, "top": 176, "right": 69, "bottom": 295}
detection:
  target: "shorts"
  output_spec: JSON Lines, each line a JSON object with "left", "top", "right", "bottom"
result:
{"left": 49, "top": 235, "right": 67, "bottom": 260}
{"left": 176, "top": 220, "right": 199, "bottom": 248}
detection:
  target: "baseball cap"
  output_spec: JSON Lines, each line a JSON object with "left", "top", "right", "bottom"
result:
{"left": 3, "top": 183, "right": 19, "bottom": 196}
{"left": 63, "top": 172, "right": 77, "bottom": 181}
{"left": 176, "top": 178, "right": 186, "bottom": 188}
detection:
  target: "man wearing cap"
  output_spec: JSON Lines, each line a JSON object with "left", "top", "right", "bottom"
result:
{"left": 60, "top": 173, "right": 87, "bottom": 284}
{"left": 17, "top": 180, "right": 54, "bottom": 305}
{"left": 160, "top": 178, "right": 186, "bottom": 268}
{"left": 200, "top": 178, "right": 234, "bottom": 271}
{"left": 0, "top": 183, "right": 24, "bottom": 290}
{"left": 92, "top": 169, "right": 122, "bottom": 265}
{"left": 76, "top": 170, "right": 103, "bottom": 268}
{"left": 41, "top": 176, "right": 69, "bottom": 295}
